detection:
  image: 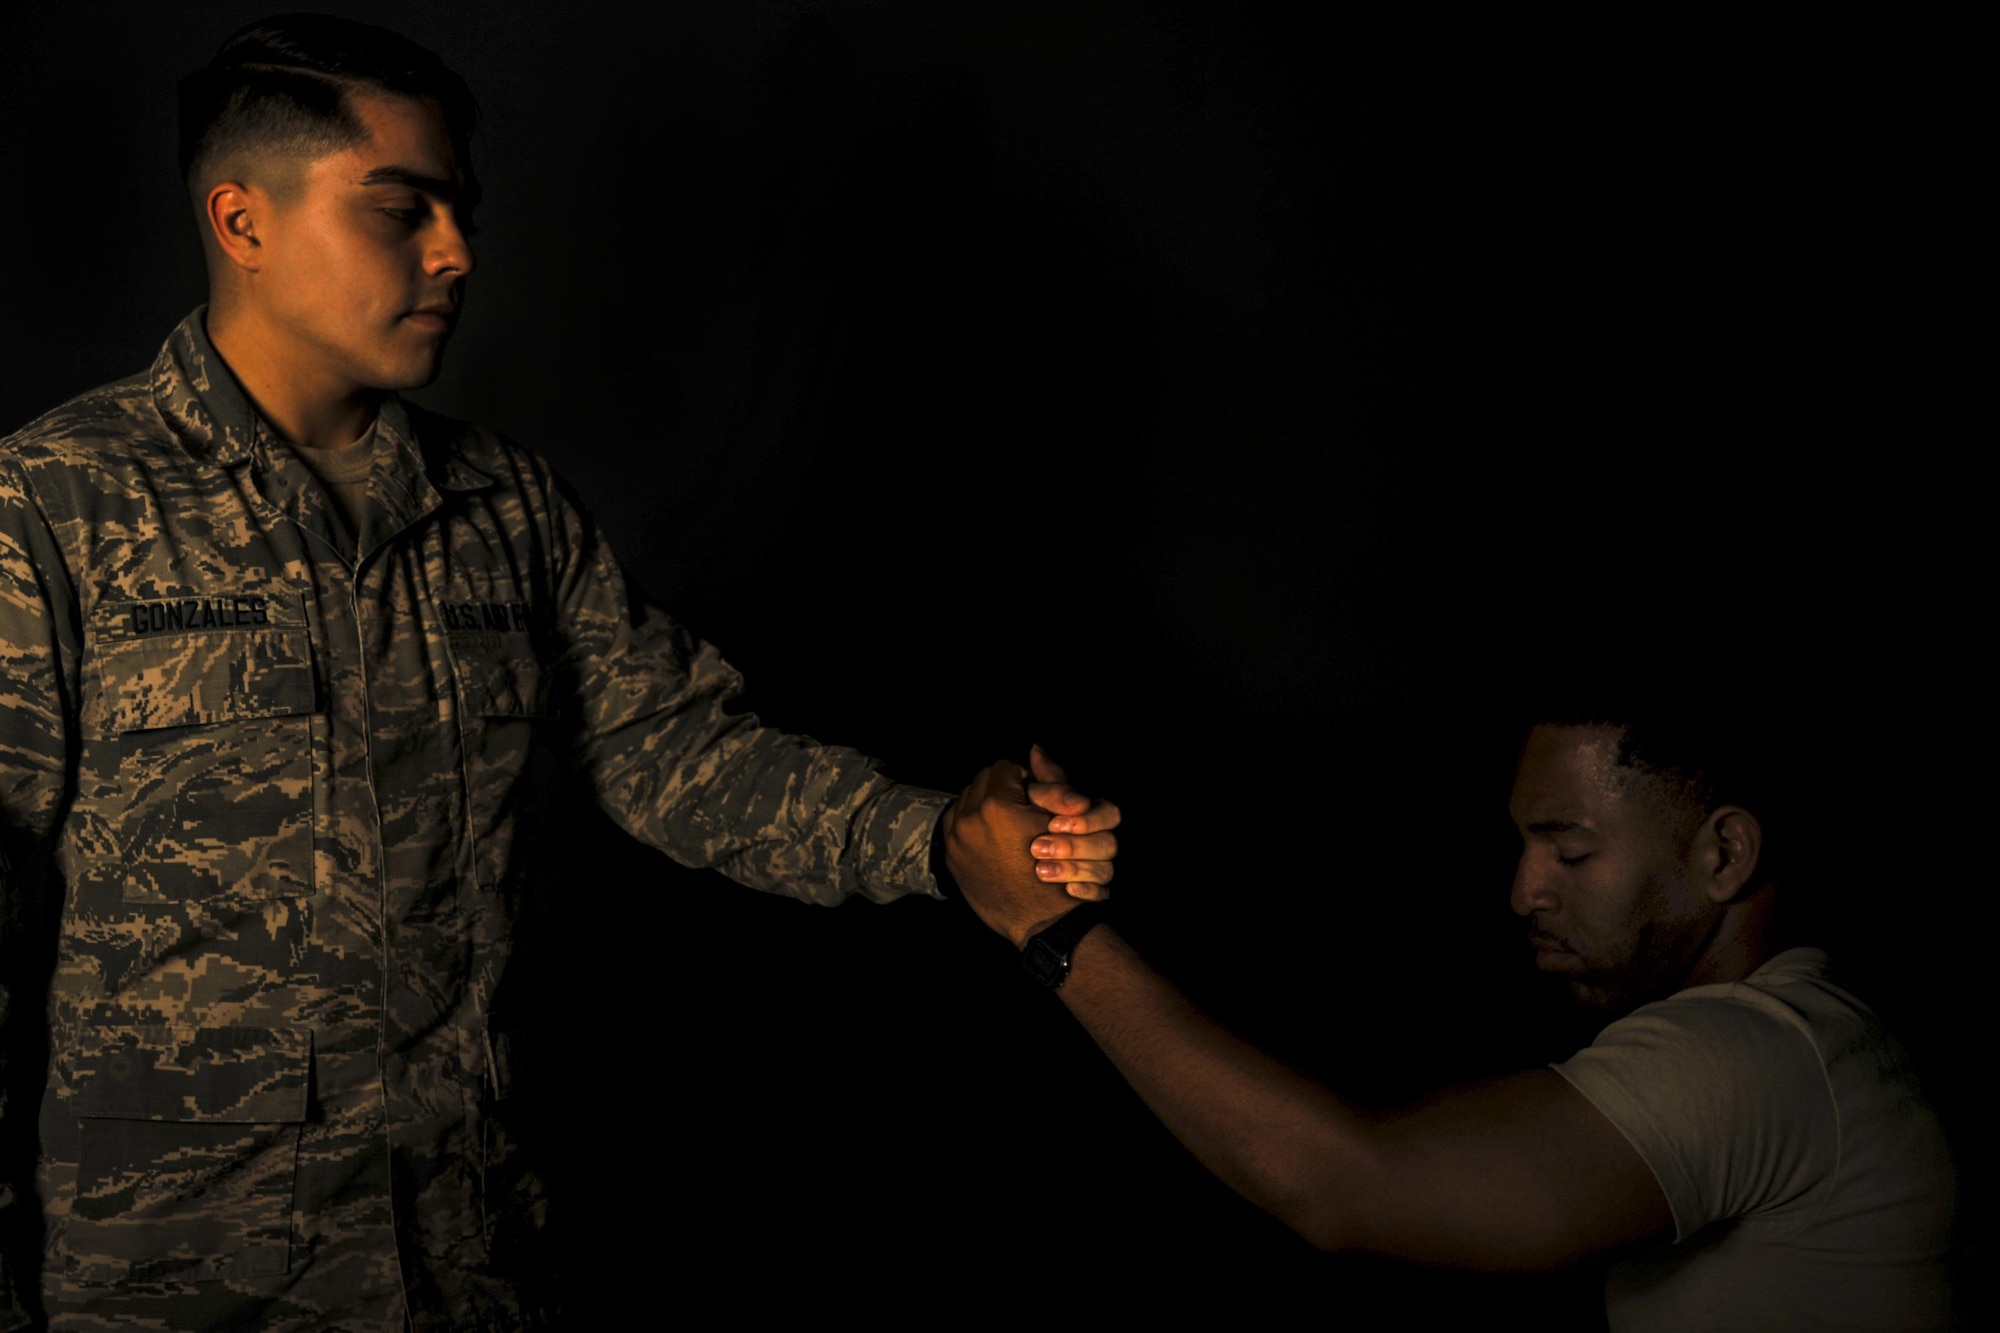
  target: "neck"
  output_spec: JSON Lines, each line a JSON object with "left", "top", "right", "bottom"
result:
{"left": 206, "top": 300, "right": 382, "bottom": 451}
{"left": 1682, "top": 886, "right": 1782, "bottom": 989}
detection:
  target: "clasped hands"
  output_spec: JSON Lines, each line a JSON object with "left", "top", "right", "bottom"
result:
{"left": 943, "top": 745, "right": 1119, "bottom": 949}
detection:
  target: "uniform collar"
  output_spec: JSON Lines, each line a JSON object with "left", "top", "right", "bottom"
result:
{"left": 150, "top": 306, "right": 495, "bottom": 494}
{"left": 152, "top": 307, "right": 260, "bottom": 466}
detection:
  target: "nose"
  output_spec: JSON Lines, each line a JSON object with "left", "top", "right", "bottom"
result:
{"left": 1511, "top": 851, "right": 1558, "bottom": 918}
{"left": 427, "top": 210, "right": 476, "bottom": 280}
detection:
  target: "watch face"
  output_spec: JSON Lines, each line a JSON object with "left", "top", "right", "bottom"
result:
{"left": 1023, "top": 939, "right": 1066, "bottom": 987}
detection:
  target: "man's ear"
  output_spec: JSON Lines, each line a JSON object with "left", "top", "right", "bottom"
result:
{"left": 205, "top": 182, "right": 265, "bottom": 271}
{"left": 1702, "top": 805, "right": 1763, "bottom": 904}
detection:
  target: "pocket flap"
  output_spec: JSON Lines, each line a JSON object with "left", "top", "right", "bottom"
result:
{"left": 88, "top": 629, "right": 317, "bottom": 734}
{"left": 71, "top": 1026, "right": 312, "bottom": 1123}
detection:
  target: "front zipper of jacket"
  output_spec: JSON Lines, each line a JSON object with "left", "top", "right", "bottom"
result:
{"left": 346, "top": 547, "right": 414, "bottom": 1328}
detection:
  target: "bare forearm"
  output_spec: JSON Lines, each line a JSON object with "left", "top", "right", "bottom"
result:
{"left": 1055, "top": 926, "right": 1371, "bottom": 1249}
{"left": 1050, "top": 925, "right": 1671, "bottom": 1268}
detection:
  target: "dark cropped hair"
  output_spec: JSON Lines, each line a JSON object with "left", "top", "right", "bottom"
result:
{"left": 178, "top": 12, "right": 477, "bottom": 189}
{"left": 1526, "top": 665, "right": 1814, "bottom": 889}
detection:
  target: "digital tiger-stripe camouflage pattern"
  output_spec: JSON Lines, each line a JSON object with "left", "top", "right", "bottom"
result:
{"left": 0, "top": 309, "right": 951, "bottom": 1331}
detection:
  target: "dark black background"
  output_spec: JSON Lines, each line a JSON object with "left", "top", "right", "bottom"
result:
{"left": 0, "top": 3, "right": 1975, "bottom": 1325}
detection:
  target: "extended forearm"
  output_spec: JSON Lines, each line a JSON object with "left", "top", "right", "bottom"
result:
{"left": 1054, "top": 926, "right": 1371, "bottom": 1249}
{"left": 1052, "top": 923, "right": 1675, "bottom": 1269}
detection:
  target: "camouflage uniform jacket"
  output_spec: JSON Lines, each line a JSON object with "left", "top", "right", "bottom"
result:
{"left": 0, "top": 310, "right": 951, "bottom": 1331}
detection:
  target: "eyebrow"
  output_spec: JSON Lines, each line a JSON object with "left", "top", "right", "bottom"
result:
{"left": 357, "top": 165, "right": 465, "bottom": 200}
{"left": 1526, "top": 820, "right": 1592, "bottom": 835}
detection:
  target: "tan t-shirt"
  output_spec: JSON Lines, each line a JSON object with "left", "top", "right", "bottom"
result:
{"left": 1555, "top": 948, "right": 1956, "bottom": 1331}
{"left": 293, "top": 420, "right": 376, "bottom": 540}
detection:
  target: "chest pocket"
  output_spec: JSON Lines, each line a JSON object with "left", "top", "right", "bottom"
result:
{"left": 87, "top": 611, "right": 323, "bottom": 904}
{"left": 450, "top": 634, "right": 556, "bottom": 891}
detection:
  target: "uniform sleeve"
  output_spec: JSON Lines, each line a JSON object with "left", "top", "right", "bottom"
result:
{"left": 1, "top": 454, "right": 82, "bottom": 1330}
{"left": 0, "top": 456, "right": 79, "bottom": 874}
{"left": 1552, "top": 987, "right": 1840, "bottom": 1243}
{"left": 539, "top": 474, "right": 950, "bottom": 905}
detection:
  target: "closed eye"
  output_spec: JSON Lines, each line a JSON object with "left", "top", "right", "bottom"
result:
{"left": 1558, "top": 852, "right": 1591, "bottom": 867}
{"left": 379, "top": 204, "right": 478, "bottom": 238}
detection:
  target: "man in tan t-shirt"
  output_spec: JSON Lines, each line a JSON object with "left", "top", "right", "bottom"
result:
{"left": 938, "top": 701, "right": 1959, "bottom": 1330}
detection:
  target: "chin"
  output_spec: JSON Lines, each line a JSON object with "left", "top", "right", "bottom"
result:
{"left": 1564, "top": 978, "right": 1607, "bottom": 1007}
{"left": 1562, "top": 971, "right": 1640, "bottom": 1017}
{"left": 375, "top": 355, "right": 448, "bottom": 392}
{"left": 1569, "top": 966, "right": 1688, "bottom": 1020}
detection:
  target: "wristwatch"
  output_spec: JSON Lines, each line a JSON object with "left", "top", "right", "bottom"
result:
{"left": 1020, "top": 902, "right": 1108, "bottom": 990}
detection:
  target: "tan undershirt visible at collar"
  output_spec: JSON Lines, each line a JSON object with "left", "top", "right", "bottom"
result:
{"left": 292, "top": 419, "right": 377, "bottom": 540}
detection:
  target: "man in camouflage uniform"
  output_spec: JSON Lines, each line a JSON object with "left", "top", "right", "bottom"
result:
{"left": 0, "top": 15, "right": 1117, "bottom": 1330}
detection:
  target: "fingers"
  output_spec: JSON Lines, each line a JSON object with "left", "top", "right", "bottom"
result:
{"left": 961, "top": 753, "right": 1118, "bottom": 910}
{"left": 1046, "top": 797, "right": 1121, "bottom": 835}
{"left": 1026, "top": 781, "right": 1092, "bottom": 818}
{"left": 1024, "top": 743, "right": 1092, "bottom": 818}
{"left": 1024, "top": 748, "right": 1115, "bottom": 901}
{"left": 1030, "top": 831, "right": 1117, "bottom": 862}
{"left": 1035, "top": 857, "right": 1113, "bottom": 887}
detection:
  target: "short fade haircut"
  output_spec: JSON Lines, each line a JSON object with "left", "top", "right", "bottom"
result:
{"left": 177, "top": 12, "right": 478, "bottom": 194}
{"left": 1525, "top": 665, "right": 1814, "bottom": 891}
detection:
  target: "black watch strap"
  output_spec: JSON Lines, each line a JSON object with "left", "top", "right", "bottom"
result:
{"left": 1021, "top": 902, "right": 1108, "bottom": 990}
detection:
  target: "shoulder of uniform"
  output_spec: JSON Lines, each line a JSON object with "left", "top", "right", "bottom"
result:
{"left": 3, "top": 370, "right": 168, "bottom": 473}
{"left": 403, "top": 401, "right": 561, "bottom": 492}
